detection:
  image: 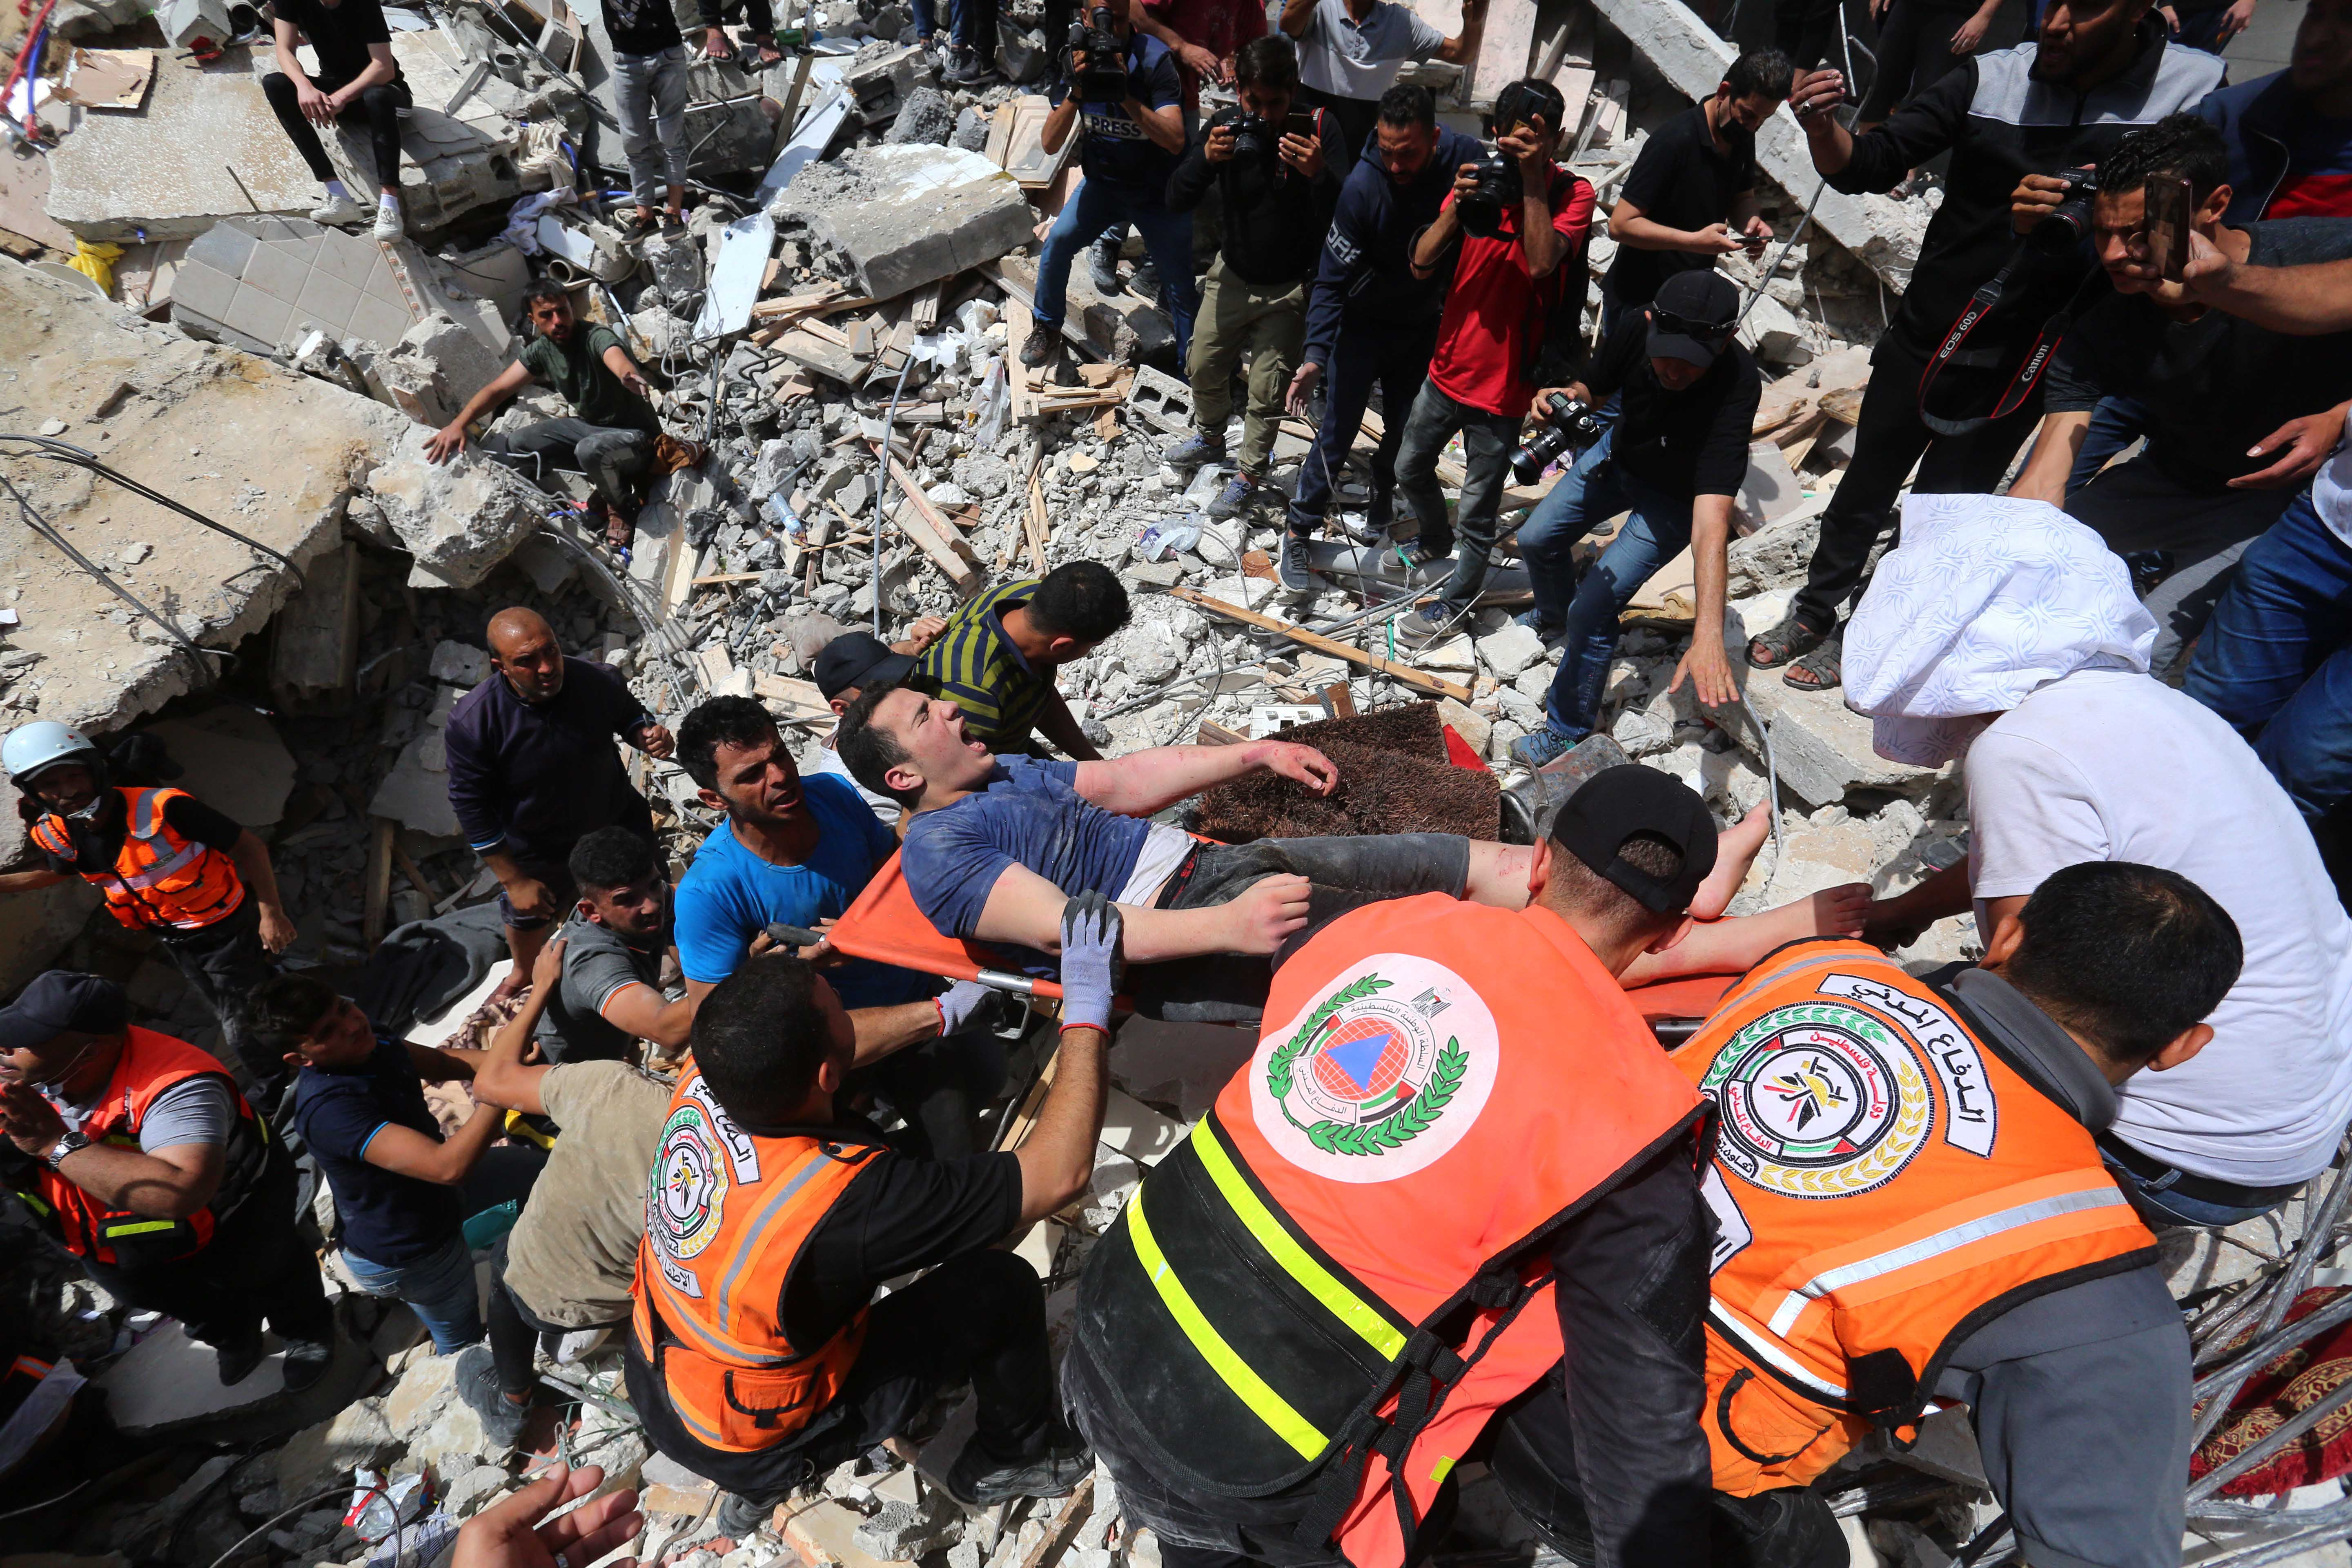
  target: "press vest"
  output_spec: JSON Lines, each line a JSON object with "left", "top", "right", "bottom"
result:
{"left": 9, "top": 1027, "right": 274, "bottom": 1267}
{"left": 631, "top": 1067, "right": 880, "bottom": 1455}
{"left": 1674, "top": 939, "right": 2157, "bottom": 1496}
{"left": 29, "top": 787, "right": 244, "bottom": 933}
{"left": 1076, "top": 894, "right": 1703, "bottom": 1568}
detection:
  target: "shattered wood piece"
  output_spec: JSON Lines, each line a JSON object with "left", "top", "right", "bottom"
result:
{"left": 1076, "top": 362, "right": 1123, "bottom": 388}
{"left": 910, "top": 280, "right": 942, "bottom": 329}
{"left": 693, "top": 571, "right": 768, "bottom": 585}
{"left": 753, "top": 672, "right": 833, "bottom": 727}
{"left": 749, "top": 284, "right": 851, "bottom": 319}
{"left": 803, "top": 317, "right": 854, "bottom": 347}
{"left": 994, "top": 1040, "right": 1061, "bottom": 1152}
{"left": 1198, "top": 719, "right": 1249, "bottom": 745}
{"left": 1014, "top": 1477, "right": 1095, "bottom": 1568}
{"left": 1169, "top": 587, "right": 1474, "bottom": 701}
{"left": 1024, "top": 471, "right": 1050, "bottom": 575}
{"left": 774, "top": 329, "right": 865, "bottom": 384}
{"left": 985, "top": 99, "right": 1019, "bottom": 167}
{"left": 393, "top": 842, "right": 442, "bottom": 902}
{"left": 695, "top": 643, "right": 738, "bottom": 691}
{"left": 878, "top": 476, "right": 984, "bottom": 587}
{"left": 848, "top": 318, "right": 877, "bottom": 358}
{"left": 1320, "top": 682, "right": 1356, "bottom": 719}
{"left": 1095, "top": 405, "right": 1119, "bottom": 441}
{"left": 364, "top": 818, "right": 394, "bottom": 949}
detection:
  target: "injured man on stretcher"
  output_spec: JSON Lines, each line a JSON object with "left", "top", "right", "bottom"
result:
{"left": 836, "top": 682, "right": 1866, "bottom": 1019}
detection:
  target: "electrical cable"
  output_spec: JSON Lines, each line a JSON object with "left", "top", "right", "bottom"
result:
{"left": 0, "top": 435, "right": 307, "bottom": 586}
{"left": 0, "top": 1476, "right": 93, "bottom": 1522}
{"left": 1734, "top": 688, "right": 1785, "bottom": 897}
{"left": 204, "top": 1483, "right": 393, "bottom": 1568}
{"left": 0, "top": 467, "right": 229, "bottom": 674}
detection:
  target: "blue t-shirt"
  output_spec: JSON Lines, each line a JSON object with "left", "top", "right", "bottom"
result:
{"left": 292, "top": 1035, "right": 463, "bottom": 1268}
{"left": 673, "top": 772, "right": 927, "bottom": 1006}
{"left": 900, "top": 757, "right": 1154, "bottom": 940}
{"left": 1051, "top": 33, "right": 1183, "bottom": 196}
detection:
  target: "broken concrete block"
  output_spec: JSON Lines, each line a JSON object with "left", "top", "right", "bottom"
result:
{"left": 1737, "top": 292, "right": 1813, "bottom": 368}
{"left": 143, "top": 706, "right": 296, "bottom": 826}
{"left": 844, "top": 42, "right": 939, "bottom": 125}
{"left": 268, "top": 539, "right": 359, "bottom": 708}
{"left": 774, "top": 146, "right": 1033, "bottom": 303}
{"left": 1727, "top": 504, "right": 1826, "bottom": 597}
{"left": 429, "top": 640, "right": 492, "bottom": 686}
{"left": 1127, "top": 363, "right": 1194, "bottom": 437}
{"left": 332, "top": 103, "right": 532, "bottom": 235}
{"left": 1697, "top": 648, "right": 1943, "bottom": 809}
{"left": 93, "top": 1319, "right": 287, "bottom": 1435}
{"left": 1434, "top": 695, "right": 1491, "bottom": 757}
{"left": 275, "top": 1396, "right": 402, "bottom": 1500}
{"left": 45, "top": 57, "right": 316, "bottom": 241}
{"left": 365, "top": 428, "right": 553, "bottom": 588}
{"left": 1476, "top": 621, "right": 1545, "bottom": 679}
{"left": 886, "top": 85, "right": 956, "bottom": 145}
{"left": 1735, "top": 442, "right": 1803, "bottom": 532}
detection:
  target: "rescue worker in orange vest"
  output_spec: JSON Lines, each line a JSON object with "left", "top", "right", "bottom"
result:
{"left": 1065, "top": 765, "right": 1725, "bottom": 1568}
{"left": 0, "top": 971, "right": 333, "bottom": 1390}
{"left": 626, "top": 896, "right": 1126, "bottom": 1539}
{"left": 1488, "top": 860, "right": 2242, "bottom": 1568}
{"left": 0, "top": 722, "right": 297, "bottom": 1094}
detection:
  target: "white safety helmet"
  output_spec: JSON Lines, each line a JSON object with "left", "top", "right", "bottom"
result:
{"left": 2, "top": 721, "right": 104, "bottom": 788}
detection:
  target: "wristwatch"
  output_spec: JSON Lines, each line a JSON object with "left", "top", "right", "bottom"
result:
{"left": 44, "top": 1129, "right": 91, "bottom": 1169}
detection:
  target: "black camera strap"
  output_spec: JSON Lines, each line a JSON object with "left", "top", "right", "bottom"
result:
{"left": 1917, "top": 255, "right": 2100, "bottom": 438}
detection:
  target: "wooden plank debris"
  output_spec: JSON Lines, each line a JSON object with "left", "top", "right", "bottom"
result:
{"left": 1169, "top": 587, "right": 1474, "bottom": 702}
{"left": 753, "top": 672, "right": 835, "bottom": 728}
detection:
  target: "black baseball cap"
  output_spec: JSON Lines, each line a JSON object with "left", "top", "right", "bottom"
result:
{"left": 1648, "top": 271, "right": 1742, "bottom": 370}
{"left": 1550, "top": 765, "right": 1719, "bottom": 913}
{"left": 0, "top": 971, "right": 129, "bottom": 1055}
{"left": 813, "top": 633, "right": 916, "bottom": 702}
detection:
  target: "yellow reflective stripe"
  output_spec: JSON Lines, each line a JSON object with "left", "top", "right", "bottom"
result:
{"left": 1429, "top": 1455, "right": 1456, "bottom": 1486}
{"left": 103, "top": 1219, "right": 179, "bottom": 1236}
{"left": 1192, "top": 1119, "right": 1406, "bottom": 1362}
{"left": 1125, "top": 1185, "right": 1329, "bottom": 1461}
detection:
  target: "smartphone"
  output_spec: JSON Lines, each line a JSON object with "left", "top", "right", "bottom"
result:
{"left": 2145, "top": 173, "right": 2192, "bottom": 283}
{"left": 1284, "top": 109, "right": 1315, "bottom": 140}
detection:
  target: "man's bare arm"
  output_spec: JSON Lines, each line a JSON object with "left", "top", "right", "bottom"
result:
{"left": 54, "top": 1141, "right": 223, "bottom": 1218}
{"left": 1033, "top": 690, "right": 1103, "bottom": 762}
{"left": 2180, "top": 238, "right": 2352, "bottom": 334}
{"left": 1433, "top": 0, "right": 1486, "bottom": 61}
{"left": 970, "top": 861, "right": 1310, "bottom": 961}
{"left": 1071, "top": 739, "right": 1337, "bottom": 817}
{"left": 2009, "top": 410, "right": 2092, "bottom": 506}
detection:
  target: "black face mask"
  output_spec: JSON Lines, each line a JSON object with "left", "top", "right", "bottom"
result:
{"left": 61, "top": 788, "right": 127, "bottom": 868}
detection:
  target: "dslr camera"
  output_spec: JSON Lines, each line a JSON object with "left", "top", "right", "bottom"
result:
{"left": 1510, "top": 393, "right": 1605, "bottom": 483}
{"left": 1456, "top": 147, "right": 1521, "bottom": 238}
{"left": 1227, "top": 111, "right": 1277, "bottom": 162}
{"left": 1068, "top": 3, "right": 1129, "bottom": 101}
{"left": 2026, "top": 167, "right": 2099, "bottom": 254}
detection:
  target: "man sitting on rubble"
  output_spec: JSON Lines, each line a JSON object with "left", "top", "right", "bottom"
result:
{"left": 916, "top": 560, "right": 1127, "bottom": 761}
{"left": 263, "top": 0, "right": 412, "bottom": 243}
{"left": 425, "top": 281, "right": 682, "bottom": 549}
{"left": 1848, "top": 493, "right": 2352, "bottom": 1226}
{"left": 627, "top": 935, "right": 1117, "bottom": 1533}
{"left": 673, "top": 695, "right": 1004, "bottom": 1157}
{"left": 835, "top": 682, "right": 1871, "bottom": 1020}
{"left": 530, "top": 827, "right": 694, "bottom": 1066}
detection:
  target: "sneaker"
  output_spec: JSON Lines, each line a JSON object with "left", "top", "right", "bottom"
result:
{"left": 1206, "top": 472, "right": 1260, "bottom": 520}
{"left": 1162, "top": 431, "right": 1225, "bottom": 471}
{"left": 1510, "top": 722, "right": 1578, "bottom": 771}
{"left": 1394, "top": 604, "right": 1458, "bottom": 648}
{"left": 1128, "top": 255, "right": 1163, "bottom": 304}
{"left": 944, "top": 1422, "right": 1092, "bottom": 1507}
{"left": 371, "top": 201, "right": 404, "bottom": 242}
{"left": 1020, "top": 330, "right": 1058, "bottom": 370}
{"left": 942, "top": 44, "right": 991, "bottom": 85}
{"left": 1394, "top": 537, "right": 1446, "bottom": 571}
{"left": 454, "top": 1345, "right": 528, "bottom": 1450}
{"left": 1512, "top": 608, "right": 1564, "bottom": 643}
{"left": 280, "top": 1335, "right": 333, "bottom": 1393}
{"left": 310, "top": 194, "right": 368, "bottom": 226}
{"left": 1088, "top": 234, "right": 1122, "bottom": 294}
{"left": 1276, "top": 530, "right": 1318, "bottom": 593}
{"left": 214, "top": 1327, "right": 266, "bottom": 1387}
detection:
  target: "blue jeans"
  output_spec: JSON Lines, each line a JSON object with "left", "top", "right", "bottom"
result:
{"left": 2064, "top": 394, "right": 2151, "bottom": 499}
{"left": 1519, "top": 430, "right": 1694, "bottom": 739}
{"left": 345, "top": 1232, "right": 483, "bottom": 1353}
{"left": 2101, "top": 1151, "right": 2296, "bottom": 1227}
{"left": 1034, "top": 176, "right": 1197, "bottom": 359}
{"left": 2185, "top": 488, "right": 2352, "bottom": 821}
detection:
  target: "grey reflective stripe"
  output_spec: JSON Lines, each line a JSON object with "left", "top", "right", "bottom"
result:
{"left": 104, "top": 839, "right": 205, "bottom": 892}
{"left": 713, "top": 1148, "right": 838, "bottom": 1335}
{"left": 129, "top": 789, "right": 165, "bottom": 840}
{"left": 1717, "top": 951, "right": 1884, "bottom": 1016}
{"left": 1708, "top": 1302, "right": 1849, "bottom": 1402}
{"left": 1969, "top": 40, "right": 2224, "bottom": 127}
{"left": 1764, "top": 1186, "right": 2130, "bottom": 1336}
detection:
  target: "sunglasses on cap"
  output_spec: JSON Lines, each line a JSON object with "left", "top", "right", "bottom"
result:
{"left": 1650, "top": 307, "right": 1735, "bottom": 343}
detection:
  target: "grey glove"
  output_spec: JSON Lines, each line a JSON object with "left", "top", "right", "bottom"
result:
{"left": 936, "top": 979, "right": 997, "bottom": 1036}
{"left": 1057, "top": 890, "right": 1123, "bottom": 1034}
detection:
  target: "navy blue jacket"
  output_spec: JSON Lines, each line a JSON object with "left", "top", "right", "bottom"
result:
{"left": 443, "top": 656, "right": 655, "bottom": 862}
{"left": 2196, "top": 70, "right": 2352, "bottom": 225}
{"left": 1301, "top": 126, "right": 1483, "bottom": 367}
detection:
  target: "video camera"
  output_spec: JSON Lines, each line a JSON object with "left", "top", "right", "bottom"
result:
{"left": 1069, "top": 3, "right": 1129, "bottom": 101}
{"left": 1510, "top": 393, "right": 1605, "bottom": 483}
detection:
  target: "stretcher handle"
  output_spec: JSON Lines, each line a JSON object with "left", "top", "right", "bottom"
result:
{"left": 975, "top": 969, "right": 1038, "bottom": 995}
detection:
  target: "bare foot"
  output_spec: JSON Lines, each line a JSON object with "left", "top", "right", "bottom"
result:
{"left": 1691, "top": 801, "right": 1773, "bottom": 921}
{"left": 1739, "top": 881, "right": 1871, "bottom": 951}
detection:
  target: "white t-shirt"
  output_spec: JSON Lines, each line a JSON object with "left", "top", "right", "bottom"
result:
{"left": 1967, "top": 667, "right": 2352, "bottom": 1185}
{"left": 804, "top": 729, "right": 904, "bottom": 827}
{"left": 2307, "top": 403, "right": 2352, "bottom": 550}
{"left": 1295, "top": 0, "right": 1446, "bottom": 101}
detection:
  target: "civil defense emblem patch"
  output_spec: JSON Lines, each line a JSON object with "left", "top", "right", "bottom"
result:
{"left": 1702, "top": 1000, "right": 1934, "bottom": 1200}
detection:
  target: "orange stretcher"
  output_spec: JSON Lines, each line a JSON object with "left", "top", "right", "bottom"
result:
{"left": 827, "top": 849, "right": 1740, "bottom": 1025}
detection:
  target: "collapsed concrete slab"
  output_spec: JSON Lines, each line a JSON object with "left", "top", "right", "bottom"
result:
{"left": 172, "top": 218, "right": 516, "bottom": 364}
{"left": 1585, "top": 0, "right": 1924, "bottom": 292}
{"left": 773, "top": 144, "right": 1032, "bottom": 302}
{"left": 361, "top": 428, "right": 555, "bottom": 589}
{"left": 144, "top": 705, "right": 298, "bottom": 827}
{"left": 353, "top": 311, "right": 514, "bottom": 427}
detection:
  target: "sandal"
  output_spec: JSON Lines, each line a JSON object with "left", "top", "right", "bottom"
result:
{"left": 1781, "top": 624, "right": 1845, "bottom": 692}
{"left": 1746, "top": 608, "right": 1829, "bottom": 669}
{"left": 748, "top": 32, "right": 785, "bottom": 64}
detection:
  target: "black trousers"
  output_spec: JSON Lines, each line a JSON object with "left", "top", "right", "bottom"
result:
{"left": 260, "top": 69, "right": 413, "bottom": 191}
{"left": 482, "top": 419, "right": 656, "bottom": 512}
{"left": 851, "top": 1030, "right": 1007, "bottom": 1161}
{"left": 626, "top": 1248, "right": 1056, "bottom": 1506}
{"left": 1285, "top": 313, "right": 1441, "bottom": 537}
{"left": 1856, "top": 0, "right": 2025, "bottom": 120}
{"left": 162, "top": 898, "right": 283, "bottom": 1096}
{"left": 80, "top": 1154, "right": 333, "bottom": 1354}
{"left": 486, "top": 1232, "right": 617, "bottom": 1397}
{"left": 1789, "top": 338, "right": 2044, "bottom": 630}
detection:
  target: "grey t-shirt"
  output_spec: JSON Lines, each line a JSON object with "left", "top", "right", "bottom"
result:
{"left": 534, "top": 913, "right": 672, "bottom": 1065}
{"left": 43, "top": 1074, "right": 232, "bottom": 1152}
{"left": 1295, "top": 0, "right": 1444, "bottom": 101}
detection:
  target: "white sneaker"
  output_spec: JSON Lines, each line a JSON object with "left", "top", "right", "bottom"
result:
{"left": 309, "top": 194, "right": 367, "bottom": 226}
{"left": 371, "top": 201, "right": 404, "bottom": 241}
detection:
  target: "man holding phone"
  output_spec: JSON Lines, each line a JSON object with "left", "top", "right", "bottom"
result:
{"left": 2009, "top": 114, "right": 2352, "bottom": 678}
{"left": 1162, "top": 35, "right": 1342, "bottom": 520}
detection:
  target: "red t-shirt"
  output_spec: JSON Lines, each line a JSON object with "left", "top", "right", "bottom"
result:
{"left": 1140, "top": 0, "right": 1266, "bottom": 108}
{"left": 1426, "top": 165, "right": 1597, "bottom": 419}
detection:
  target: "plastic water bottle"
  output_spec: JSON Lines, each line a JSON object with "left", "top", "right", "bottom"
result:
{"left": 1134, "top": 513, "right": 1203, "bottom": 563}
{"left": 763, "top": 492, "right": 806, "bottom": 541}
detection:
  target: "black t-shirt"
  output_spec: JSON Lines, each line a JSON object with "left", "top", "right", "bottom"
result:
{"left": 292, "top": 1036, "right": 465, "bottom": 1267}
{"left": 1603, "top": 106, "right": 1757, "bottom": 310}
{"left": 2045, "top": 216, "right": 2352, "bottom": 493}
{"left": 778, "top": 1121, "right": 1023, "bottom": 1347}
{"left": 270, "top": 0, "right": 405, "bottom": 86}
{"left": 1583, "top": 314, "right": 1763, "bottom": 499}
{"left": 602, "top": 0, "right": 685, "bottom": 57}
{"left": 38, "top": 791, "right": 242, "bottom": 875}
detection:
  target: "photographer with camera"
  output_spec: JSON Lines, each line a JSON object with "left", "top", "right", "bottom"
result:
{"left": 1391, "top": 78, "right": 1597, "bottom": 648}
{"left": 1742, "top": 0, "right": 2223, "bottom": 693}
{"left": 1506, "top": 272, "right": 1762, "bottom": 770}
{"left": 1278, "top": 85, "right": 1482, "bottom": 590}
{"left": 2007, "top": 114, "right": 2352, "bottom": 679}
{"left": 1028, "top": 2, "right": 1197, "bottom": 370}
{"left": 1162, "top": 37, "right": 1342, "bottom": 521}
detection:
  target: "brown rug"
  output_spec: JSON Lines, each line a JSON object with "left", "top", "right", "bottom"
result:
{"left": 1193, "top": 704, "right": 1500, "bottom": 842}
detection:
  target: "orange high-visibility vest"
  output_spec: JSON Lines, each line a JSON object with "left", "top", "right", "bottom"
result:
{"left": 1673, "top": 939, "right": 2158, "bottom": 1496}
{"left": 631, "top": 1066, "right": 880, "bottom": 1455}
{"left": 1076, "top": 893, "right": 1704, "bottom": 1568}
{"left": 9, "top": 1027, "right": 272, "bottom": 1266}
{"left": 29, "top": 787, "right": 244, "bottom": 933}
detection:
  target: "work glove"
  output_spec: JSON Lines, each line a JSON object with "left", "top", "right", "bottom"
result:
{"left": 1058, "top": 891, "right": 1124, "bottom": 1035}
{"left": 935, "top": 979, "right": 999, "bottom": 1037}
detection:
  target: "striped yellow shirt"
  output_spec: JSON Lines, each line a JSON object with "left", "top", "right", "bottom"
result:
{"left": 917, "top": 578, "right": 1055, "bottom": 748}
